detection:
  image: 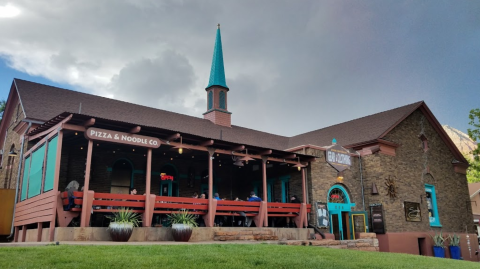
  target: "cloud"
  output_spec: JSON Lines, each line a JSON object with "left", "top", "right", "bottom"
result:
{"left": 0, "top": 0, "right": 479, "bottom": 136}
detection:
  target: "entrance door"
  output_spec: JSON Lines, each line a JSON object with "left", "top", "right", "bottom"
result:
{"left": 341, "top": 212, "right": 351, "bottom": 240}
{"left": 331, "top": 213, "right": 341, "bottom": 240}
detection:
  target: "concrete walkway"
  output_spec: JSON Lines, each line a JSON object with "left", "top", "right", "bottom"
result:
{"left": 0, "top": 240, "right": 282, "bottom": 247}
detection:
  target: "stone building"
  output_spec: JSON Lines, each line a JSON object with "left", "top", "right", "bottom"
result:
{"left": 0, "top": 26, "right": 475, "bottom": 259}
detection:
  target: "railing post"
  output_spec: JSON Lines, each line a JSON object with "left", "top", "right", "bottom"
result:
{"left": 262, "top": 156, "right": 268, "bottom": 227}
{"left": 80, "top": 140, "right": 93, "bottom": 227}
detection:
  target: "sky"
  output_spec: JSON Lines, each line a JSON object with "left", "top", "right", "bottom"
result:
{"left": 0, "top": 0, "right": 478, "bottom": 137}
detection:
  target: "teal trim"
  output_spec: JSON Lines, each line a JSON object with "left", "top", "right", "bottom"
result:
{"left": 208, "top": 91, "right": 213, "bottom": 110}
{"left": 106, "top": 167, "right": 112, "bottom": 172}
{"left": 252, "top": 180, "right": 260, "bottom": 196}
{"left": 195, "top": 176, "right": 201, "bottom": 180}
{"left": 44, "top": 136, "right": 58, "bottom": 192}
{"left": 179, "top": 174, "right": 188, "bottom": 179}
{"left": 219, "top": 91, "right": 226, "bottom": 109}
{"left": 280, "top": 175, "right": 290, "bottom": 203}
{"left": 327, "top": 185, "right": 356, "bottom": 239}
{"left": 267, "top": 178, "right": 275, "bottom": 202}
{"left": 133, "top": 169, "right": 144, "bottom": 174}
{"left": 207, "top": 27, "right": 228, "bottom": 89}
{"left": 21, "top": 156, "right": 31, "bottom": 201}
{"left": 202, "top": 108, "right": 232, "bottom": 115}
{"left": 425, "top": 184, "right": 441, "bottom": 227}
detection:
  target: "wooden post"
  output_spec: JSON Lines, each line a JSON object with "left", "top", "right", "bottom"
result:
{"left": 144, "top": 148, "right": 152, "bottom": 227}
{"left": 262, "top": 156, "right": 268, "bottom": 227}
{"left": 37, "top": 222, "right": 43, "bottom": 242}
{"left": 21, "top": 225, "right": 26, "bottom": 242}
{"left": 80, "top": 140, "right": 93, "bottom": 227}
{"left": 208, "top": 148, "right": 215, "bottom": 227}
{"left": 50, "top": 131, "right": 63, "bottom": 241}
{"left": 302, "top": 168, "right": 306, "bottom": 203}
{"left": 14, "top": 226, "right": 19, "bottom": 242}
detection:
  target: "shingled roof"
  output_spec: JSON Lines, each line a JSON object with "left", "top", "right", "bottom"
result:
{"left": 13, "top": 79, "right": 458, "bottom": 161}
{"left": 288, "top": 101, "right": 423, "bottom": 148}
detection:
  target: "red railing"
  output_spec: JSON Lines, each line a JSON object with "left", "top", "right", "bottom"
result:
{"left": 60, "top": 191, "right": 310, "bottom": 228}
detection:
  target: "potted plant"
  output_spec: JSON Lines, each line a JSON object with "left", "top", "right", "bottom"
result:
{"left": 167, "top": 209, "right": 198, "bottom": 242}
{"left": 447, "top": 233, "right": 461, "bottom": 259}
{"left": 107, "top": 207, "right": 141, "bottom": 242}
{"left": 430, "top": 231, "right": 446, "bottom": 258}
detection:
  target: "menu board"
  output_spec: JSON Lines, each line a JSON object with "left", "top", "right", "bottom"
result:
{"left": 315, "top": 202, "right": 329, "bottom": 228}
{"left": 370, "top": 204, "right": 385, "bottom": 234}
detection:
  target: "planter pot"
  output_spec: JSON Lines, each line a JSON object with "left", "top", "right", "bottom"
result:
{"left": 449, "top": 246, "right": 461, "bottom": 260}
{"left": 171, "top": 224, "right": 193, "bottom": 242}
{"left": 108, "top": 222, "right": 134, "bottom": 242}
{"left": 433, "top": 246, "right": 445, "bottom": 258}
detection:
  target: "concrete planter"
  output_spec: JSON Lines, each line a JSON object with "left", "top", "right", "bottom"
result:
{"left": 108, "top": 223, "right": 134, "bottom": 242}
{"left": 171, "top": 224, "right": 193, "bottom": 242}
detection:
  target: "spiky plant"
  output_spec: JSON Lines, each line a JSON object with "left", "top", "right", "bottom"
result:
{"left": 107, "top": 207, "right": 142, "bottom": 227}
{"left": 167, "top": 209, "right": 198, "bottom": 227}
{"left": 430, "top": 231, "right": 446, "bottom": 248}
{"left": 448, "top": 233, "right": 461, "bottom": 247}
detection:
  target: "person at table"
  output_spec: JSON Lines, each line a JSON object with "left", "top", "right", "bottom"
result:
{"left": 239, "top": 191, "right": 262, "bottom": 227}
{"left": 286, "top": 194, "right": 301, "bottom": 228}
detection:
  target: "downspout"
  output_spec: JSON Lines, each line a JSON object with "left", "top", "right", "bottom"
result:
{"left": 356, "top": 151, "right": 365, "bottom": 212}
{"left": 7, "top": 122, "right": 31, "bottom": 239}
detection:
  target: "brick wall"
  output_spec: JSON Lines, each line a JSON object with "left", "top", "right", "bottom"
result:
{"left": 203, "top": 110, "right": 231, "bottom": 127}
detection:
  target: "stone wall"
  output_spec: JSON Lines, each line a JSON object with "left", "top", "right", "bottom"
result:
{"left": 280, "top": 232, "right": 379, "bottom": 252}
{"left": 305, "top": 109, "right": 473, "bottom": 235}
{"left": 0, "top": 99, "right": 27, "bottom": 190}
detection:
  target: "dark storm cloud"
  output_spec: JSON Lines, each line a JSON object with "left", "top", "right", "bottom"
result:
{"left": 0, "top": 0, "right": 478, "bottom": 136}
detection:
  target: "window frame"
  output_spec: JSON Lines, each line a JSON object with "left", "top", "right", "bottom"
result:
{"left": 425, "top": 184, "right": 441, "bottom": 227}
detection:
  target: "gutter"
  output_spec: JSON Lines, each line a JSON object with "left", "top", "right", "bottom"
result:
{"left": 7, "top": 121, "right": 32, "bottom": 239}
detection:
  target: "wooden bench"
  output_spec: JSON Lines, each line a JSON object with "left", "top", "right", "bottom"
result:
{"left": 153, "top": 196, "right": 208, "bottom": 215}
{"left": 267, "top": 202, "right": 312, "bottom": 228}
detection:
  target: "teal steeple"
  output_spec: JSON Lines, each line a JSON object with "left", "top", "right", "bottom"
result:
{"left": 207, "top": 24, "right": 228, "bottom": 89}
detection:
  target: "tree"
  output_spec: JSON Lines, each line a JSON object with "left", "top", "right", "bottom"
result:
{"left": 467, "top": 108, "right": 480, "bottom": 183}
{"left": 0, "top": 100, "right": 5, "bottom": 122}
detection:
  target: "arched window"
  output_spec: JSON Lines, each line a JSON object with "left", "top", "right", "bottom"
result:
{"left": 328, "top": 187, "right": 348, "bottom": 204}
{"left": 219, "top": 91, "right": 225, "bottom": 109}
{"left": 208, "top": 91, "right": 213, "bottom": 110}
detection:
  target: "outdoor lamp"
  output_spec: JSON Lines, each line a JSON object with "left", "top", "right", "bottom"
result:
{"left": 240, "top": 149, "right": 255, "bottom": 164}
{"left": 293, "top": 157, "right": 306, "bottom": 171}
{"left": 173, "top": 136, "right": 186, "bottom": 154}
{"left": 337, "top": 171, "right": 344, "bottom": 181}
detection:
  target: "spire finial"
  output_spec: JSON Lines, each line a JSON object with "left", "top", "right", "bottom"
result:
{"left": 217, "top": 23, "right": 220, "bottom": 29}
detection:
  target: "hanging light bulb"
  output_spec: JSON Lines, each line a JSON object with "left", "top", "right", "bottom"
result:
{"left": 178, "top": 148, "right": 183, "bottom": 154}
{"left": 297, "top": 166, "right": 301, "bottom": 171}
{"left": 75, "top": 132, "right": 78, "bottom": 136}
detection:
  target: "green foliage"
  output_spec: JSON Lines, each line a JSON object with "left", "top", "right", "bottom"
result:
{"left": 167, "top": 209, "right": 198, "bottom": 227}
{"left": 447, "top": 233, "right": 460, "bottom": 247}
{"left": 467, "top": 108, "right": 480, "bottom": 183}
{"left": 0, "top": 100, "right": 5, "bottom": 124}
{"left": 466, "top": 155, "right": 480, "bottom": 183}
{"left": 1, "top": 244, "right": 479, "bottom": 269}
{"left": 106, "top": 207, "right": 141, "bottom": 227}
{"left": 429, "top": 231, "right": 446, "bottom": 248}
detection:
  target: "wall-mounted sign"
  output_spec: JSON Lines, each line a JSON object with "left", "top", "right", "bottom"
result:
{"left": 404, "top": 201, "right": 421, "bottom": 222}
{"left": 325, "top": 144, "right": 351, "bottom": 172}
{"left": 85, "top": 127, "right": 161, "bottom": 148}
{"left": 370, "top": 204, "right": 385, "bottom": 234}
{"left": 315, "top": 201, "right": 329, "bottom": 228}
{"left": 160, "top": 173, "right": 174, "bottom": 181}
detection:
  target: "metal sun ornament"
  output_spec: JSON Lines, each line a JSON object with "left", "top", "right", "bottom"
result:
{"left": 385, "top": 176, "right": 397, "bottom": 198}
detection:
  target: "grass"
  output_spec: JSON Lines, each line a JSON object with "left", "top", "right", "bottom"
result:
{"left": 0, "top": 244, "right": 478, "bottom": 269}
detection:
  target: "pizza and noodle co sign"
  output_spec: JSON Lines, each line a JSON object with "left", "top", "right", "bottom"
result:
{"left": 85, "top": 127, "right": 161, "bottom": 148}
{"left": 325, "top": 144, "right": 351, "bottom": 172}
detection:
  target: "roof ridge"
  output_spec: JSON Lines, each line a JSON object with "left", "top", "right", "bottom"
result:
{"left": 290, "top": 101, "right": 424, "bottom": 139}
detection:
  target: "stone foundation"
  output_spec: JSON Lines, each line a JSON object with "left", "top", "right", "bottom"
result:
{"left": 279, "top": 233, "right": 379, "bottom": 252}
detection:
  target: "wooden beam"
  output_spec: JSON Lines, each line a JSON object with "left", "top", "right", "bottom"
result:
{"left": 62, "top": 124, "right": 86, "bottom": 133}
{"left": 129, "top": 126, "right": 141, "bottom": 134}
{"left": 259, "top": 149, "right": 272, "bottom": 156}
{"left": 200, "top": 140, "right": 214, "bottom": 147}
{"left": 231, "top": 145, "right": 245, "bottom": 151}
{"left": 166, "top": 133, "right": 180, "bottom": 142}
{"left": 283, "top": 153, "right": 296, "bottom": 159}
{"left": 80, "top": 140, "right": 93, "bottom": 227}
{"left": 28, "top": 114, "right": 73, "bottom": 141}
{"left": 83, "top": 118, "right": 95, "bottom": 127}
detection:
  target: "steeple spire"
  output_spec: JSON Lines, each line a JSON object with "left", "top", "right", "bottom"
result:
{"left": 207, "top": 23, "right": 228, "bottom": 89}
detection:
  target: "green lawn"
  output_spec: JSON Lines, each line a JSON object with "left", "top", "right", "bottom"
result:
{"left": 0, "top": 244, "right": 478, "bottom": 269}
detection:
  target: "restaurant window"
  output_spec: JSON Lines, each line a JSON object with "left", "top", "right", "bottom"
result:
{"left": 219, "top": 91, "right": 225, "bottom": 109}
{"left": 280, "top": 175, "right": 290, "bottom": 203}
{"left": 425, "top": 184, "right": 441, "bottom": 227}
{"left": 208, "top": 91, "right": 213, "bottom": 110}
